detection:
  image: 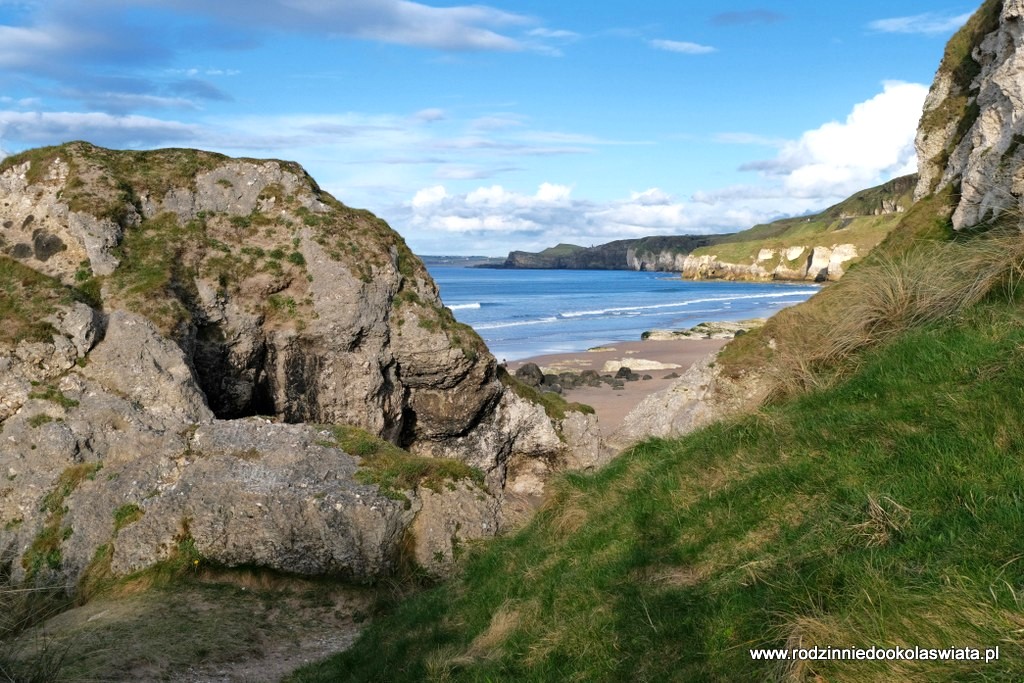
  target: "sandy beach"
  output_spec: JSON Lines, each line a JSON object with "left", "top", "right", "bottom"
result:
{"left": 508, "top": 337, "right": 729, "bottom": 434}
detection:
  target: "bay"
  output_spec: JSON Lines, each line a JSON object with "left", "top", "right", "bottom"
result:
{"left": 425, "top": 266, "right": 819, "bottom": 361}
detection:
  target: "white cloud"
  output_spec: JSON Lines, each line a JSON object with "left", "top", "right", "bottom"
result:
{"left": 536, "top": 182, "right": 572, "bottom": 202}
{"left": 869, "top": 12, "right": 973, "bottom": 35}
{"left": 412, "top": 108, "right": 446, "bottom": 122}
{"left": 395, "top": 82, "right": 930, "bottom": 255}
{"left": 412, "top": 185, "right": 448, "bottom": 207}
{"left": 109, "top": 0, "right": 534, "bottom": 52}
{"left": 465, "top": 185, "right": 514, "bottom": 205}
{"left": 741, "top": 81, "right": 928, "bottom": 199}
{"left": 166, "top": 67, "right": 241, "bottom": 77}
{"left": 649, "top": 39, "right": 716, "bottom": 55}
{"left": 58, "top": 90, "right": 199, "bottom": 112}
{"left": 470, "top": 115, "right": 528, "bottom": 131}
{"left": 0, "top": 0, "right": 555, "bottom": 122}
{"left": 434, "top": 164, "right": 518, "bottom": 180}
{"left": 0, "top": 96, "right": 42, "bottom": 108}
{"left": 400, "top": 182, "right": 764, "bottom": 254}
{"left": 0, "top": 110, "right": 202, "bottom": 147}
{"left": 527, "top": 28, "right": 580, "bottom": 40}
{"left": 0, "top": 25, "right": 82, "bottom": 68}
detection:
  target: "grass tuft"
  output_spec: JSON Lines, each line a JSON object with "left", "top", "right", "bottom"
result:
{"left": 22, "top": 464, "right": 102, "bottom": 578}
{"left": 112, "top": 504, "right": 144, "bottom": 533}
{"left": 322, "top": 426, "right": 484, "bottom": 502}
{"left": 721, "top": 218, "right": 1024, "bottom": 397}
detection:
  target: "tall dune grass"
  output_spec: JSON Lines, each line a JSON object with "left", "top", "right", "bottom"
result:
{"left": 755, "top": 228, "right": 1024, "bottom": 395}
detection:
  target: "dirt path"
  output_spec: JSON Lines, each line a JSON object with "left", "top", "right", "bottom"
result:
{"left": 9, "top": 572, "right": 377, "bottom": 682}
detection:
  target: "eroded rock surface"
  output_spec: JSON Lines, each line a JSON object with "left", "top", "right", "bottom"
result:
{"left": 608, "top": 353, "right": 771, "bottom": 452}
{"left": 915, "top": 0, "right": 1023, "bottom": 228}
{"left": 0, "top": 143, "right": 602, "bottom": 587}
{"left": 680, "top": 244, "right": 858, "bottom": 282}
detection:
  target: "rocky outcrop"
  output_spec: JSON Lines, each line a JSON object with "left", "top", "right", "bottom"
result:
{"left": 642, "top": 319, "right": 766, "bottom": 341}
{"left": 914, "top": 0, "right": 1017, "bottom": 228}
{"left": 0, "top": 143, "right": 603, "bottom": 587}
{"left": 626, "top": 246, "right": 690, "bottom": 272}
{"left": 680, "top": 244, "right": 858, "bottom": 282}
{"left": 607, "top": 353, "right": 772, "bottom": 452}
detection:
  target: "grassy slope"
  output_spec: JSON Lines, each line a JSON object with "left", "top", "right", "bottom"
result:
{"left": 538, "top": 243, "right": 586, "bottom": 257}
{"left": 689, "top": 175, "right": 916, "bottom": 267}
{"left": 0, "top": 256, "right": 72, "bottom": 344}
{"left": 288, "top": 159, "right": 1024, "bottom": 681}
{"left": 291, "top": 297, "right": 1024, "bottom": 682}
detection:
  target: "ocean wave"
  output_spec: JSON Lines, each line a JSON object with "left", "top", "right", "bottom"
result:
{"left": 559, "top": 290, "right": 818, "bottom": 319}
{"left": 448, "top": 302, "right": 482, "bottom": 310}
{"left": 473, "top": 317, "right": 560, "bottom": 330}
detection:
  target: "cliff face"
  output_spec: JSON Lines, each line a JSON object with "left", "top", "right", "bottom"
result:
{"left": 499, "top": 236, "right": 720, "bottom": 271}
{"left": 679, "top": 244, "right": 859, "bottom": 282}
{"left": 915, "top": 0, "right": 1018, "bottom": 228}
{"left": 0, "top": 143, "right": 602, "bottom": 585}
{"left": 680, "top": 175, "right": 915, "bottom": 282}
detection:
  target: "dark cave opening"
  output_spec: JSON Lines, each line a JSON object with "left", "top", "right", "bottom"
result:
{"left": 192, "top": 322, "right": 276, "bottom": 420}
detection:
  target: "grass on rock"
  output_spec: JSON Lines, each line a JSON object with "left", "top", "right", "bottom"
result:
{"left": 324, "top": 426, "right": 484, "bottom": 502}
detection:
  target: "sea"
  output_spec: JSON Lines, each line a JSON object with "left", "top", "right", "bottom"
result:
{"left": 424, "top": 266, "right": 820, "bottom": 361}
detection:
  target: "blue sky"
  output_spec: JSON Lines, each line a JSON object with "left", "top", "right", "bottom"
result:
{"left": 0, "top": 0, "right": 976, "bottom": 255}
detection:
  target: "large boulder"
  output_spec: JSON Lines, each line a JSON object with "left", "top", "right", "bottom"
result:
{"left": 0, "top": 143, "right": 603, "bottom": 586}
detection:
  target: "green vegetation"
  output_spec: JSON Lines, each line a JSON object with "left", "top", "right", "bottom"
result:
{"left": 0, "top": 254, "right": 102, "bottom": 346}
{"left": 27, "top": 414, "right": 53, "bottom": 429}
{"left": 538, "top": 243, "right": 585, "bottom": 257}
{"left": 22, "top": 464, "right": 102, "bottom": 577}
{"left": 688, "top": 175, "right": 917, "bottom": 270}
{"left": 108, "top": 211, "right": 203, "bottom": 335}
{"left": 291, "top": 287, "right": 1024, "bottom": 682}
{"left": 3, "top": 142, "right": 445, "bottom": 342}
{"left": 395, "top": 287, "right": 487, "bottom": 361}
{"left": 323, "top": 426, "right": 483, "bottom": 503}
{"left": 28, "top": 386, "right": 79, "bottom": 409}
{"left": 289, "top": 162, "right": 1024, "bottom": 682}
{"left": 7, "top": 558, "right": 374, "bottom": 683}
{"left": 0, "top": 256, "right": 70, "bottom": 344}
{"left": 112, "top": 504, "right": 144, "bottom": 533}
{"left": 1, "top": 142, "right": 231, "bottom": 223}
{"left": 0, "top": 567, "right": 71, "bottom": 682}
{"left": 717, "top": 190, "right": 1020, "bottom": 397}
{"left": 916, "top": 0, "right": 1002, "bottom": 196}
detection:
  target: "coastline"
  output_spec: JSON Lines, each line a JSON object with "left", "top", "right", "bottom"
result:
{"left": 508, "top": 336, "right": 731, "bottom": 434}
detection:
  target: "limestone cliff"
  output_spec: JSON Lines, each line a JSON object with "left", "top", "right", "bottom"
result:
{"left": 680, "top": 175, "right": 916, "bottom": 282}
{"left": 0, "top": 143, "right": 601, "bottom": 585}
{"left": 914, "top": 0, "right": 1024, "bottom": 229}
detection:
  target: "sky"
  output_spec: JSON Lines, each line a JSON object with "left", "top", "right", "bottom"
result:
{"left": 0, "top": 1, "right": 978, "bottom": 256}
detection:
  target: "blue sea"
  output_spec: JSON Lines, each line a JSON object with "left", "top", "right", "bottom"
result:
{"left": 425, "top": 266, "right": 819, "bottom": 361}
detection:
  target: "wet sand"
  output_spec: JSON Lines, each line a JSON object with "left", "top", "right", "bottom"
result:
{"left": 508, "top": 337, "right": 729, "bottom": 434}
